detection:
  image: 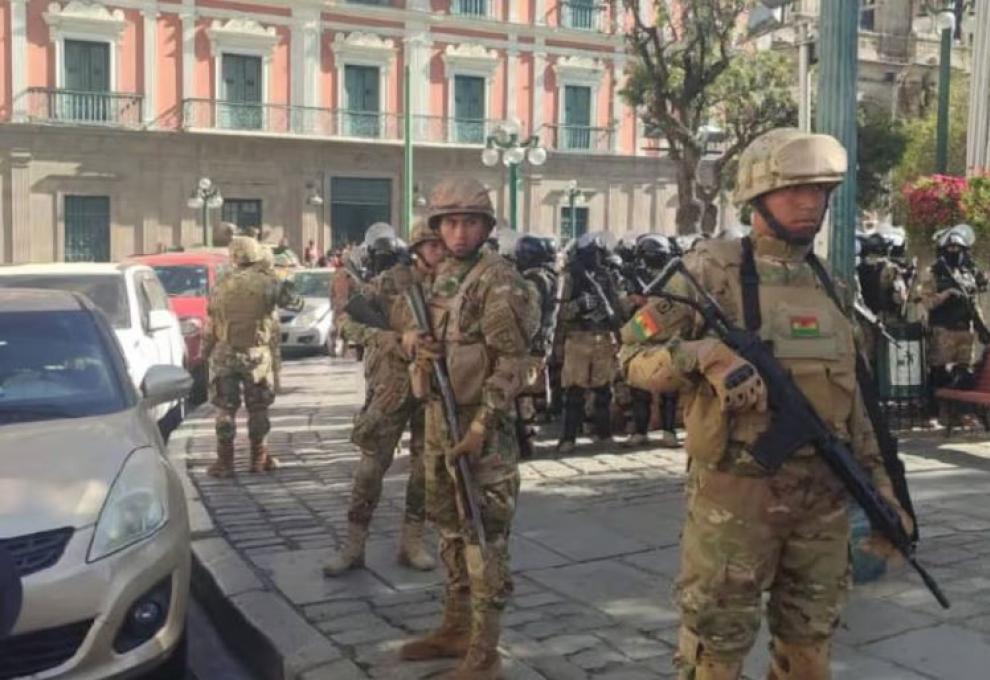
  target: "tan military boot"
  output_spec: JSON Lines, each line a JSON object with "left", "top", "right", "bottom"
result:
{"left": 207, "top": 442, "right": 235, "bottom": 479}
{"left": 397, "top": 520, "right": 436, "bottom": 571}
{"left": 398, "top": 596, "right": 471, "bottom": 660}
{"left": 436, "top": 609, "right": 502, "bottom": 679}
{"left": 766, "top": 638, "right": 830, "bottom": 680}
{"left": 322, "top": 522, "right": 369, "bottom": 577}
{"left": 249, "top": 441, "right": 279, "bottom": 473}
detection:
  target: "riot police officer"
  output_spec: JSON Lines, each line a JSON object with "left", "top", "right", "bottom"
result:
{"left": 857, "top": 231, "right": 909, "bottom": 361}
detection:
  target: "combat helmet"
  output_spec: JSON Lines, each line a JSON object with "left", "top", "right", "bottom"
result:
{"left": 733, "top": 128, "right": 847, "bottom": 206}
{"left": 635, "top": 234, "right": 673, "bottom": 268}
{"left": 935, "top": 223, "right": 975, "bottom": 250}
{"left": 515, "top": 235, "right": 554, "bottom": 271}
{"left": 229, "top": 235, "right": 263, "bottom": 266}
{"left": 408, "top": 221, "right": 442, "bottom": 251}
{"left": 427, "top": 178, "right": 496, "bottom": 231}
{"left": 859, "top": 231, "right": 889, "bottom": 257}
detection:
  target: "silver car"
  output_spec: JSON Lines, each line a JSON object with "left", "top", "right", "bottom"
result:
{"left": 280, "top": 269, "right": 334, "bottom": 354}
{"left": 0, "top": 289, "right": 192, "bottom": 679}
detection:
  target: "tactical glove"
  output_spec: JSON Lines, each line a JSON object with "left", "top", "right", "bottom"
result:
{"left": 577, "top": 292, "right": 600, "bottom": 314}
{"left": 688, "top": 338, "right": 767, "bottom": 413}
{"left": 861, "top": 479, "right": 915, "bottom": 566}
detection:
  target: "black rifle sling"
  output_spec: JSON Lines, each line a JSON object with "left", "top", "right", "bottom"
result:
{"left": 739, "top": 236, "right": 762, "bottom": 332}
{"left": 804, "top": 253, "right": 920, "bottom": 541}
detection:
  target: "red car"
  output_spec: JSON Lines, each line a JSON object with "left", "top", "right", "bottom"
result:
{"left": 129, "top": 250, "right": 229, "bottom": 401}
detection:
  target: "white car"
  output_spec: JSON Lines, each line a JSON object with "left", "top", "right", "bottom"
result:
{"left": 281, "top": 269, "right": 334, "bottom": 354}
{"left": 0, "top": 264, "right": 187, "bottom": 430}
{"left": 0, "top": 287, "right": 192, "bottom": 679}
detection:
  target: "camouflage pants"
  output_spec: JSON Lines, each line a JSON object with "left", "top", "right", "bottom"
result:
{"left": 346, "top": 395, "right": 426, "bottom": 526}
{"left": 210, "top": 367, "right": 275, "bottom": 445}
{"left": 424, "top": 401, "right": 520, "bottom": 616}
{"left": 929, "top": 326, "right": 975, "bottom": 367}
{"left": 675, "top": 457, "right": 850, "bottom": 676}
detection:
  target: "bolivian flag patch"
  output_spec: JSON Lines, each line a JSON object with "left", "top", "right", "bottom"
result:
{"left": 790, "top": 315, "right": 821, "bottom": 338}
{"left": 629, "top": 306, "right": 664, "bottom": 341}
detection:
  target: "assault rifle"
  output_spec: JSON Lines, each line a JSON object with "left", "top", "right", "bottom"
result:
{"left": 646, "top": 257, "right": 949, "bottom": 609}
{"left": 543, "top": 270, "right": 568, "bottom": 408}
{"left": 854, "top": 299, "right": 899, "bottom": 346}
{"left": 343, "top": 293, "right": 390, "bottom": 329}
{"left": 937, "top": 258, "right": 990, "bottom": 344}
{"left": 581, "top": 269, "right": 624, "bottom": 345}
{"left": 403, "top": 278, "right": 488, "bottom": 552}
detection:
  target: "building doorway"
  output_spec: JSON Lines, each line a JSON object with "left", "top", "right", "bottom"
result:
{"left": 64, "top": 195, "right": 110, "bottom": 262}
{"left": 330, "top": 177, "right": 392, "bottom": 247}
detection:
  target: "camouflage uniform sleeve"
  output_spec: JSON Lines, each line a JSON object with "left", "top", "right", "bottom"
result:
{"left": 476, "top": 265, "right": 539, "bottom": 425}
{"left": 338, "top": 274, "right": 400, "bottom": 349}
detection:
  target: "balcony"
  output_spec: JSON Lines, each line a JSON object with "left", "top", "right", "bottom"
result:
{"left": 540, "top": 124, "right": 615, "bottom": 153}
{"left": 450, "top": 0, "right": 494, "bottom": 19}
{"left": 561, "top": 2, "right": 606, "bottom": 31}
{"left": 24, "top": 88, "right": 143, "bottom": 128}
{"left": 182, "top": 99, "right": 499, "bottom": 146}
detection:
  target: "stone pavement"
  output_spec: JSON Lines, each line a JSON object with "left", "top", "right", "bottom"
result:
{"left": 170, "top": 355, "right": 990, "bottom": 680}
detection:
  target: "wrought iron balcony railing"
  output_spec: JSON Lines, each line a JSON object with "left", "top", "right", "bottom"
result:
{"left": 540, "top": 124, "right": 615, "bottom": 153}
{"left": 560, "top": 2, "right": 606, "bottom": 31}
{"left": 450, "top": 0, "right": 494, "bottom": 19}
{"left": 182, "top": 99, "right": 499, "bottom": 146}
{"left": 24, "top": 88, "right": 143, "bottom": 128}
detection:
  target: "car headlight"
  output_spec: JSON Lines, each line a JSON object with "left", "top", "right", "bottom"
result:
{"left": 88, "top": 447, "right": 170, "bottom": 562}
{"left": 179, "top": 317, "right": 203, "bottom": 337}
{"left": 293, "top": 307, "right": 328, "bottom": 327}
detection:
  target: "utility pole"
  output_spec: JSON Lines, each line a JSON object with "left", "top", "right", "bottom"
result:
{"left": 935, "top": 8, "right": 956, "bottom": 173}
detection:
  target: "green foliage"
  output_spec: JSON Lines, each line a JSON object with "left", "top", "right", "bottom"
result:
{"left": 857, "top": 106, "right": 908, "bottom": 213}
{"left": 962, "top": 176, "right": 990, "bottom": 236}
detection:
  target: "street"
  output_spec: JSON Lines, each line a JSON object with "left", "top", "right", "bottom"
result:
{"left": 183, "top": 598, "right": 255, "bottom": 680}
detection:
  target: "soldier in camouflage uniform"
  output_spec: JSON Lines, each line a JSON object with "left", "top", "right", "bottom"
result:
{"left": 399, "top": 178, "right": 538, "bottom": 679}
{"left": 619, "top": 129, "right": 912, "bottom": 680}
{"left": 204, "top": 236, "right": 303, "bottom": 478}
{"left": 323, "top": 223, "right": 446, "bottom": 576}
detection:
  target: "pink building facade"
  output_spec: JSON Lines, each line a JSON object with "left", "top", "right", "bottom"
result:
{"left": 0, "top": 0, "right": 679, "bottom": 262}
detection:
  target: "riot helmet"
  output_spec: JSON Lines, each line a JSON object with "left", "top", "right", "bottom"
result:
{"left": 860, "top": 232, "right": 889, "bottom": 257}
{"left": 367, "top": 235, "right": 404, "bottom": 274}
{"left": 635, "top": 234, "right": 673, "bottom": 268}
{"left": 516, "top": 235, "right": 554, "bottom": 271}
{"left": 572, "top": 231, "right": 610, "bottom": 270}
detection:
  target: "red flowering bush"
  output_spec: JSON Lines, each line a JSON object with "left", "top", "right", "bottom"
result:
{"left": 902, "top": 174, "right": 968, "bottom": 240}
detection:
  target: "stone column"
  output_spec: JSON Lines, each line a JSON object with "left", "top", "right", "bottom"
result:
{"left": 180, "top": 2, "right": 197, "bottom": 105}
{"left": 10, "top": 0, "right": 28, "bottom": 121}
{"left": 10, "top": 150, "right": 32, "bottom": 264}
{"left": 966, "top": 0, "right": 990, "bottom": 174}
{"left": 532, "top": 43, "right": 546, "bottom": 135}
{"left": 404, "top": 29, "right": 431, "bottom": 118}
{"left": 534, "top": 0, "right": 546, "bottom": 25}
{"left": 143, "top": 11, "right": 159, "bottom": 127}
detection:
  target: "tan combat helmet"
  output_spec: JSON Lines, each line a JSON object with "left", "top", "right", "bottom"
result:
{"left": 409, "top": 220, "right": 441, "bottom": 250}
{"left": 733, "top": 128, "right": 848, "bottom": 206}
{"left": 229, "top": 235, "right": 263, "bottom": 266}
{"left": 427, "top": 177, "right": 496, "bottom": 230}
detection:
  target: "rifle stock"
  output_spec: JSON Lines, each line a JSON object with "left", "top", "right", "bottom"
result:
{"left": 655, "top": 258, "right": 949, "bottom": 609}
{"left": 404, "top": 281, "right": 488, "bottom": 552}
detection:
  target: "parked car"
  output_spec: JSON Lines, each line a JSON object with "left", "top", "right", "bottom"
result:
{"left": 0, "top": 263, "right": 187, "bottom": 430}
{"left": 281, "top": 268, "right": 333, "bottom": 354}
{"left": 0, "top": 288, "right": 192, "bottom": 679}
{"left": 129, "top": 250, "right": 230, "bottom": 402}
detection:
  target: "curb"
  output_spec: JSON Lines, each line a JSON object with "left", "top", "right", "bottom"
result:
{"left": 167, "top": 405, "right": 344, "bottom": 680}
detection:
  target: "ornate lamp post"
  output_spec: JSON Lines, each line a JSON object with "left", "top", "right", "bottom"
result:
{"left": 563, "top": 179, "right": 590, "bottom": 241}
{"left": 480, "top": 120, "right": 548, "bottom": 230}
{"left": 187, "top": 177, "right": 224, "bottom": 247}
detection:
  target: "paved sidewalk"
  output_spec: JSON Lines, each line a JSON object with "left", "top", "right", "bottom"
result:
{"left": 170, "top": 355, "right": 990, "bottom": 679}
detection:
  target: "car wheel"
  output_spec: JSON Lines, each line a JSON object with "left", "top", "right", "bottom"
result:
{"left": 146, "top": 632, "right": 187, "bottom": 679}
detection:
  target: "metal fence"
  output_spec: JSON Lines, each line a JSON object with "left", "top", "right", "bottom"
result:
{"left": 561, "top": 2, "right": 606, "bottom": 31}
{"left": 539, "top": 124, "right": 615, "bottom": 153}
{"left": 25, "top": 88, "right": 143, "bottom": 128}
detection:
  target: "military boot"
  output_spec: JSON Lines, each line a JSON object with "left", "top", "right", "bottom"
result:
{"left": 397, "top": 520, "right": 436, "bottom": 571}
{"left": 207, "top": 442, "right": 235, "bottom": 479}
{"left": 249, "top": 441, "right": 279, "bottom": 473}
{"left": 398, "top": 595, "right": 471, "bottom": 660}
{"left": 659, "top": 430, "right": 679, "bottom": 448}
{"left": 766, "top": 638, "right": 830, "bottom": 680}
{"left": 436, "top": 609, "right": 502, "bottom": 679}
{"left": 322, "top": 522, "right": 369, "bottom": 577}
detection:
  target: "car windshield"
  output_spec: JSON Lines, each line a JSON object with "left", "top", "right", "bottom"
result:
{"left": 292, "top": 271, "right": 331, "bottom": 297}
{"left": 153, "top": 265, "right": 210, "bottom": 297}
{"left": 0, "top": 310, "right": 128, "bottom": 424}
{"left": 0, "top": 275, "right": 129, "bottom": 328}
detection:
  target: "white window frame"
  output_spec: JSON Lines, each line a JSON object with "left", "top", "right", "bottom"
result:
{"left": 554, "top": 56, "right": 604, "bottom": 134}
{"left": 332, "top": 32, "right": 396, "bottom": 120}
{"left": 43, "top": 2, "right": 127, "bottom": 91}
{"left": 442, "top": 44, "right": 498, "bottom": 143}
{"left": 207, "top": 19, "right": 278, "bottom": 105}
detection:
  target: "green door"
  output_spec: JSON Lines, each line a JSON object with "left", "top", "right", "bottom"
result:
{"left": 560, "top": 206, "right": 588, "bottom": 241}
{"left": 330, "top": 178, "right": 392, "bottom": 246}
{"left": 564, "top": 85, "right": 591, "bottom": 149}
{"left": 63, "top": 40, "right": 110, "bottom": 122}
{"left": 344, "top": 65, "right": 381, "bottom": 138}
{"left": 221, "top": 54, "right": 263, "bottom": 130}
{"left": 454, "top": 75, "right": 485, "bottom": 144}
{"left": 65, "top": 196, "right": 111, "bottom": 262}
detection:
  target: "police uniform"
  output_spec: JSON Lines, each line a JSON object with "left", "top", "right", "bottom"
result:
{"left": 204, "top": 236, "right": 302, "bottom": 477}
{"left": 856, "top": 233, "right": 908, "bottom": 362}
{"left": 620, "top": 129, "right": 911, "bottom": 680}
{"left": 399, "top": 178, "right": 538, "bottom": 680}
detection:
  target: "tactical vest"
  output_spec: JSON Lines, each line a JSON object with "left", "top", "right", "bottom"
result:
{"left": 928, "top": 264, "right": 975, "bottom": 330}
{"left": 858, "top": 258, "right": 896, "bottom": 315}
{"left": 215, "top": 269, "right": 275, "bottom": 350}
{"left": 430, "top": 253, "right": 499, "bottom": 406}
{"left": 568, "top": 266, "right": 620, "bottom": 333}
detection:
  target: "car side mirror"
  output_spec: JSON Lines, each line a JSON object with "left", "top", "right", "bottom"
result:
{"left": 141, "top": 365, "right": 193, "bottom": 406}
{"left": 147, "top": 309, "right": 174, "bottom": 332}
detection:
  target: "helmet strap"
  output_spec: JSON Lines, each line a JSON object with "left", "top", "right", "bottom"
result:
{"left": 752, "top": 192, "right": 832, "bottom": 247}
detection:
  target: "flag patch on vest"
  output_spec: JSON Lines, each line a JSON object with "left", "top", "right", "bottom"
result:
{"left": 790, "top": 315, "right": 820, "bottom": 337}
{"left": 630, "top": 307, "right": 663, "bottom": 341}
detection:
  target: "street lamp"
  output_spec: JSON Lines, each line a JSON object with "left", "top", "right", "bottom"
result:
{"left": 480, "top": 120, "right": 548, "bottom": 230}
{"left": 563, "top": 179, "right": 589, "bottom": 241}
{"left": 934, "top": 8, "right": 956, "bottom": 173}
{"left": 187, "top": 177, "right": 224, "bottom": 247}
